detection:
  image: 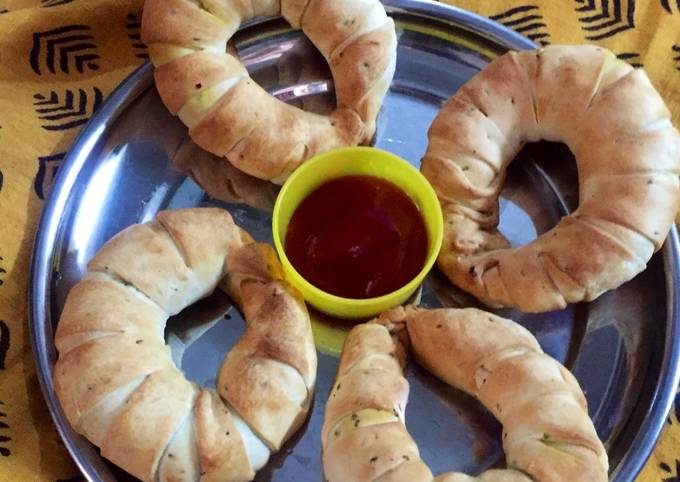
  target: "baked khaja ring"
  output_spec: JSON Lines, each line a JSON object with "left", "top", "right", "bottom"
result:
{"left": 422, "top": 44, "right": 680, "bottom": 312}
{"left": 53, "top": 208, "right": 317, "bottom": 482}
{"left": 141, "top": 0, "right": 397, "bottom": 184}
{"left": 321, "top": 306, "right": 608, "bottom": 482}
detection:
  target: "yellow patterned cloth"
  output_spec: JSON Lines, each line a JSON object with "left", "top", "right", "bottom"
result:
{"left": 0, "top": 0, "right": 678, "bottom": 481}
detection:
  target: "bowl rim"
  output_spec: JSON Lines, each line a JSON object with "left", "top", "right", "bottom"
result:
{"left": 272, "top": 146, "right": 444, "bottom": 310}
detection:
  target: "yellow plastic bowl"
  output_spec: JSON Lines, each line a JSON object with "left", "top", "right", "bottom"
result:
{"left": 272, "top": 146, "right": 443, "bottom": 319}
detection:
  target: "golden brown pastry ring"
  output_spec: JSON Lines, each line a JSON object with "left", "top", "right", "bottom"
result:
{"left": 53, "top": 208, "right": 317, "bottom": 482}
{"left": 141, "top": 0, "right": 397, "bottom": 184}
{"left": 422, "top": 44, "right": 680, "bottom": 312}
{"left": 322, "top": 306, "right": 608, "bottom": 482}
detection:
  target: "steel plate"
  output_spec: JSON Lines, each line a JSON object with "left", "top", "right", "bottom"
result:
{"left": 29, "top": 1, "right": 680, "bottom": 481}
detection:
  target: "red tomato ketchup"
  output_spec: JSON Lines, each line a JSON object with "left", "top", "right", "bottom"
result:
{"left": 284, "top": 175, "right": 428, "bottom": 299}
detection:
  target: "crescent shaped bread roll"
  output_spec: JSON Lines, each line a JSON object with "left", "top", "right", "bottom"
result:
{"left": 142, "top": 0, "right": 397, "bottom": 184}
{"left": 422, "top": 45, "right": 680, "bottom": 312}
{"left": 322, "top": 306, "right": 607, "bottom": 482}
{"left": 54, "top": 208, "right": 317, "bottom": 481}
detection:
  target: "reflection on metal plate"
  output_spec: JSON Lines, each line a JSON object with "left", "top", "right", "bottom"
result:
{"left": 29, "top": 2, "right": 680, "bottom": 482}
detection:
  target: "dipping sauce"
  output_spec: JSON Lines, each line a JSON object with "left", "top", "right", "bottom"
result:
{"left": 284, "top": 175, "right": 428, "bottom": 299}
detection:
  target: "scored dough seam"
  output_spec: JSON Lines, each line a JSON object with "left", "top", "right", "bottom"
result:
{"left": 89, "top": 268, "right": 170, "bottom": 315}
{"left": 572, "top": 214, "right": 649, "bottom": 264}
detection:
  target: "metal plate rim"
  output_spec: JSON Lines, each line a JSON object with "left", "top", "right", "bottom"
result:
{"left": 29, "top": 63, "right": 153, "bottom": 482}
{"left": 611, "top": 227, "right": 680, "bottom": 481}
{"left": 28, "top": 2, "right": 680, "bottom": 481}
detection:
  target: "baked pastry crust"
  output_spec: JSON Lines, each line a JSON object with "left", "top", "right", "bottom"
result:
{"left": 422, "top": 45, "right": 680, "bottom": 312}
{"left": 142, "top": 0, "right": 397, "bottom": 184}
{"left": 54, "top": 208, "right": 317, "bottom": 481}
{"left": 322, "top": 306, "right": 608, "bottom": 482}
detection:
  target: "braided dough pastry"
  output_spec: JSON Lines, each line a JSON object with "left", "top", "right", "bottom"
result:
{"left": 322, "top": 306, "right": 608, "bottom": 482}
{"left": 142, "top": 0, "right": 397, "bottom": 184}
{"left": 422, "top": 45, "right": 680, "bottom": 312}
{"left": 54, "top": 208, "right": 317, "bottom": 482}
